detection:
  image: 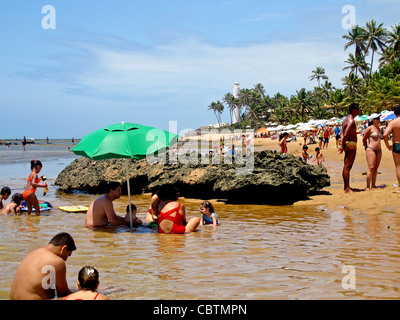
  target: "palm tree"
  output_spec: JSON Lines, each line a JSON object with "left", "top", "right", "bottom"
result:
{"left": 363, "top": 20, "right": 388, "bottom": 79}
{"left": 342, "top": 74, "right": 364, "bottom": 99}
{"left": 343, "top": 53, "right": 370, "bottom": 78}
{"left": 223, "top": 93, "right": 236, "bottom": 125}
{"left": 253, "top": 83, "right": 266, "bottom": 98}
{"left": 342, "top": 25, "right": 367, "bottom": 59}
{"left": 291, "top": 88, "right": 313, "bottom": 121}
{"left": 309, "top": 67, "right": 328, "bottom": 87}
{"left": 207, "top": 101, "right": 224, "bottom": 127}
{"left": 328, "top": 89, "right": 346, "bottom": 117}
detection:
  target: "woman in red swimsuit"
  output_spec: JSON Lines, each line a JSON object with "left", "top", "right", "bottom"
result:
{"left": 158, "top": 184, "right": 200, "bottom": 234}
{"left": 63, "top": 266, "right": 108, "bottom": 300}
{"left": 23, "top": 160, "right": 47, "bottom": 216}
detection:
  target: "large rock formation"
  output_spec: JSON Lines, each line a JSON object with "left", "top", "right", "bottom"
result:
{"left": 55, "top": 150, "right": 330, "bottom": 205}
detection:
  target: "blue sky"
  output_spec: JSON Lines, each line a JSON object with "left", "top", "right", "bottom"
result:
{"left": 1, "top": 0, "right": 399, "bottom": 139}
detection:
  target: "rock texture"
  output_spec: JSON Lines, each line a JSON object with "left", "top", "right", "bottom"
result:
{"left": 55, "top": 151, "right": 330, "bottom": 205}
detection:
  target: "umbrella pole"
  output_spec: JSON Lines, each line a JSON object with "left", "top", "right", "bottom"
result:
{"left": 125, "top": 159, "right": 133, "bottom": 230}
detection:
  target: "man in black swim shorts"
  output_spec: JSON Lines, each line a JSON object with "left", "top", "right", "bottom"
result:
{"left": 383, "top": 105, "right": 400, "bottom": 193}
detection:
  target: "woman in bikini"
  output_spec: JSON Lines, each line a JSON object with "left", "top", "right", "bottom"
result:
{"left": 157, "top": 184, "right": 200, "bottom": 234}
{"left": 23, "top": 160, "right": 47, "bottom": 216}
{"left": 363, "top": 115, "right": 382, "bottom": 189}
{"left": 63, "top": 266, "right": 108, "bottom": 300}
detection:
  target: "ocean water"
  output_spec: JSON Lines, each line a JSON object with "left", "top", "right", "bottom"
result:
{"left": 1, "top": 140, "right": 400, "bottom": 300}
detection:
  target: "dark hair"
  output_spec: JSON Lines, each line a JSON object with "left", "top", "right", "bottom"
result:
{"left": 30, "top": 160, "right": 43, "bottom": 170}
{"left": 315, "top": 147, "right": 320, "bottom": 151}
{"left": 48, "top": 232, "right": 76, "bottom": 251}
{"left": 349, "top": 103, "right": 360, "bottom": 113}
{"left": 394, "top": 105, "right": 400, "bottom": 116}
{"left": 1, "top": 187, "right": 11, "bottom": 196}
{"left": 200, "top": 201, "right": 215, "bottom": 213}
{"left": 126, "top": 203, "right": 137, "bottom": 212}
{"left": 11, "top": 193, "right": 23, "bottom": 206}
{"left": 78, "top": 266, "right": 99, "bottom": 291}
{"left": 302, "top": 145, "right": 308, "bottom": 150}
{"left": 157, "top": 184, "right": 179, "bottom": 201}
{"left": 106, "top": 181, "right": 122, "bottom": 193}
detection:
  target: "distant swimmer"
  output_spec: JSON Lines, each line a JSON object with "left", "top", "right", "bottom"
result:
{"left": 338, "top": 103, "right": 360, "bottom": 193}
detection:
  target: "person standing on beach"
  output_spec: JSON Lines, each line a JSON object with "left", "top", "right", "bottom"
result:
{"left": 383, "top": 105, "right": 400, "bottom": 193}
{"left": 338, "top": 103, "right": 360, "bottom": 193}
{"left": 363, "top": 114, "right": 382, "bottom": 189}
{"left": 23, "top": 160, "right": 48, "bottom": 215}
{"left": 334, "top": 124, "right": 341, "bottom": 148}
{"left": 85, "top": 182, "right": 130, "bottom": 227}
{"left": 10, "top": 232, "right": 76, "bottom": 300}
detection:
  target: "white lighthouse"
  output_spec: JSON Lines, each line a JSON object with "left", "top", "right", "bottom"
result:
{"left": 232, "top": 81, "right": 240, "bottom": 124}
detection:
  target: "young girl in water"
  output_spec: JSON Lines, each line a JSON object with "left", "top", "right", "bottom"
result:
{"left": 199, "top": 201, "right": 218, "bottom": 227}
{"left": 2, "top": 193, "right": 23, "bottom": 216}
{"left": 23, "top": 160, "right": 47, "bottom": 216}
{"left": 63, "top": 266, "right": 109, "bottom": 300}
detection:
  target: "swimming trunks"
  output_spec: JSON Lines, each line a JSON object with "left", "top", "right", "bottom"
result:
{"left": 393, "top": 143, "right": 400, "bottom": 154}
{"left": 202, "top": 213, "right": 218, "bottom": 225}
{"left": 158, "top": 203, "right": 186, "bottom": 234}
{"left": 345, "top": 141, "right": 357, "bottom": 151}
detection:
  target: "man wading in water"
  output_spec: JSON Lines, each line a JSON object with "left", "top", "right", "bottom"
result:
{"left": 338, "top": 103, "right": 360, "bottom": 193}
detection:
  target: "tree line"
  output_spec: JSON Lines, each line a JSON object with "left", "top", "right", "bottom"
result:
{"left": 207, "top": 19, "right": 400, "bottom": 129}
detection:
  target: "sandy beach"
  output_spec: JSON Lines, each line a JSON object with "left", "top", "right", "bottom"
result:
{"left": 253, "top": 135, "right": 399, "bottom": 215}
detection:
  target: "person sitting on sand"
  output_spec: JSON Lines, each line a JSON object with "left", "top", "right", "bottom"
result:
{"left": 10, "top": 232, "right": 76, "bottom": 300}
{"left": 199, "top": 201, "right": 218, "bottom": 227}
{"left": 63, "top": 266, "right": 108, "bottom": 300}
{"left": 2, "top": 193, "right": 23, "bottom": 216}
{"left": 0, "top": 186, "right": 11, "bottom": 209}
{"left": 85, "top": 182, "right": 130, "bottom": 228}
{"left": 312, "top": 147, "right": 325, "bottom": 166}
{"left": 158, "top": 184, "right": 200, "bottom": 234}
{"left": 124, "top": 203, "right": 143, "bottom": 227}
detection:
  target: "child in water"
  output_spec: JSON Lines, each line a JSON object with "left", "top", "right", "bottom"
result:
{"left": 124, "top": 204, "right": 143, "bottom": 227}
{"left": 2, "top": 193, "right": 23, "bottom": 216}
{"left": 63, "top": 266, "right": 109, "bottom": 300}
{"left": 199, "top": 201, "right": 218, "bottom": 227}
{"left": 313, "top": 147, "right": 325, "bottom": 166}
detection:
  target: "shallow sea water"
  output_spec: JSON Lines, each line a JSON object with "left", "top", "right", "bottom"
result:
{"left": 1, "top": 141, "right": 400, "bottom": 300}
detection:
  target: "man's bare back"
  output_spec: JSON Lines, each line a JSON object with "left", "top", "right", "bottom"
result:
{"left": 85, "top": 182, "right": 127, "bottom": 227}
{"left": 10, "top": 233, "right": 75, "bottom": 300}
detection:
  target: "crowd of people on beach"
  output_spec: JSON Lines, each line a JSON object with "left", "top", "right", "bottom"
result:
{"left": 277, "top": 103, "right": 400, "bottom": 193}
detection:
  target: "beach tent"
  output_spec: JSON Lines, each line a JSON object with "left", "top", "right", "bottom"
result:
{"left": 71, "top": 121, "right": 177, "bottom": 229}
{"left": 257, "top": 127, "right": 267, "bottom": 134}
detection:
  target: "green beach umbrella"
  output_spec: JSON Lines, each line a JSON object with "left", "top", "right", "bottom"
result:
{"left": 72, "top": 121, "right": 177, "bottom": 229}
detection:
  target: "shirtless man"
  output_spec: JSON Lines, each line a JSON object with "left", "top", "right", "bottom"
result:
{"left": 10, "top": 232, "right": 76, "bottom": 300}
{"left": 338, "top": 103, "right": 360, "bottom": 193}
{"left": 383, "top": 105, "right": 400, "bottom": 193}
{"left": 85, "top": 181, "right": 129, "bottom": 227}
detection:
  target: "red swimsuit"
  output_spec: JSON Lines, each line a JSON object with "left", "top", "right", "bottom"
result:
{"left": 158, "top": 203, "right": 186, "bottom": 234}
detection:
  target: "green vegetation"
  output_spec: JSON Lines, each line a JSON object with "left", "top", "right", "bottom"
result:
{"left": 207, "top": 19, "right": 400, "bottom": 129}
